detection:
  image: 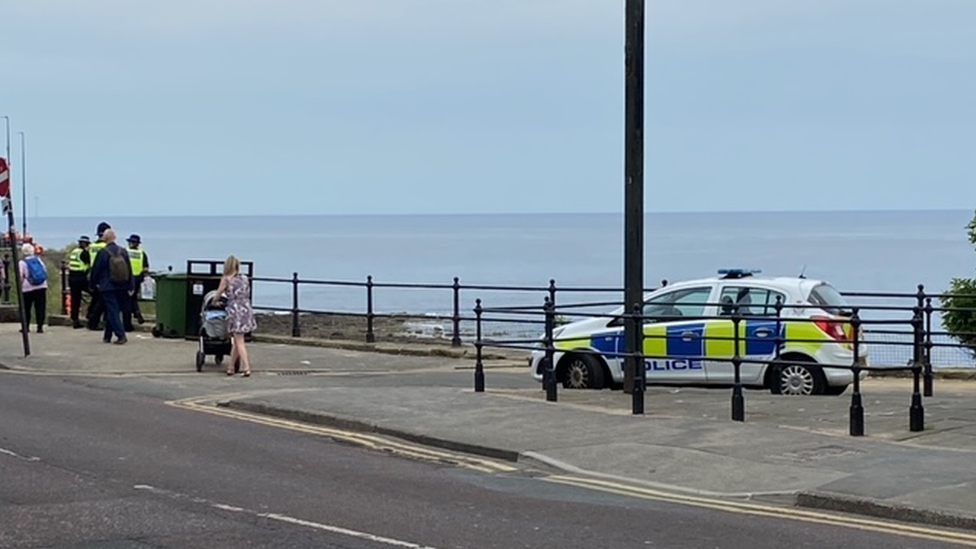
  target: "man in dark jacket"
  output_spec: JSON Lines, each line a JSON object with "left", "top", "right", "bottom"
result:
{"left": 86, "top": 221, "right": 112, "bottom": 330}
{"left": 89, "top": 228, "right": 134, "bottom": 344}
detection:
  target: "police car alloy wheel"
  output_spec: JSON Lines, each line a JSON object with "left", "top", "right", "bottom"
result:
{"left": 562, "top": 354, "right": 605, "bottom": 390}
{"left": 773, "top": 362, "right": 825, "bottom": 396}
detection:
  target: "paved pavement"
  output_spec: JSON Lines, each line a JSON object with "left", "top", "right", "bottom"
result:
{"left": 3, "top": 324, "right": 976, "bottom": 532}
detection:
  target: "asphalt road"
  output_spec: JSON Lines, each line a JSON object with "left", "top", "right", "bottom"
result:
{"left": 0, "top": 373, "right": 971, "bottom": 549}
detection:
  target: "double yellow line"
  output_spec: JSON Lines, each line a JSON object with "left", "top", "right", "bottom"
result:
{"left": 545, "top": 476, "right": 976, "bottom": 546}
{"left": 168, "top": 394, "right": 517, "bottom": 475}
{"left": 171, "top": 393, "right": 976, "bottom": 546}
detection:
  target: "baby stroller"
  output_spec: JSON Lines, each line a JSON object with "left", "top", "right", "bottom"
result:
{"left": 195, "top": 290, "right": 241, "bottom": 373}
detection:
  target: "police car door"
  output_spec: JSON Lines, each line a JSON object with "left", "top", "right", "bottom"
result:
{"left": 640, "top": 286, "right": 714, "bottom": 383}
{"left": 706, "top": 285, "right": 786, "bottom": 384}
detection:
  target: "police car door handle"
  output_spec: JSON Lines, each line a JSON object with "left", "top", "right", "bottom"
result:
{"left": 754, "top": 328, "right": 772, "bottom": 338}
{"left": 681, "top": 331, "right": 699, "bottom": 340}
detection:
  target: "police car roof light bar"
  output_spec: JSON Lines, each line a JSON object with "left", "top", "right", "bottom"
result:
{"left": 717, "top": 268, "right": 762, "bottom": 279}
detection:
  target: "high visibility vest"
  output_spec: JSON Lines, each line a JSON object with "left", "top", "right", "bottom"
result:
{"left": 128, "top": 247, "right": 145, "bottom": 276}
{"left": 88, "top": 241, "right": 107, "bottom": 268}
{"left": 68, "top": 247, "right": 89, "bottom": 273}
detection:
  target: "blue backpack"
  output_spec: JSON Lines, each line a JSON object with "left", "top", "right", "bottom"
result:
{"left": 25, "top": 256, "right": 47, "bottom": 285}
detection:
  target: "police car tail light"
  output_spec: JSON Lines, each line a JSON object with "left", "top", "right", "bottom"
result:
{"left": 812, "top": 317, "right": 848, "bottom": 342}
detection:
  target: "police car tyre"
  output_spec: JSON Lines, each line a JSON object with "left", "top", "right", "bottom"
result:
{"left": 560, "top": 353, "right": 606, "bottom": 390}
{"left": 770, "top": 355, "right": 825, "bottom": 396}
{"left": 195, "top": 351, "right": 205, "bottom": 372}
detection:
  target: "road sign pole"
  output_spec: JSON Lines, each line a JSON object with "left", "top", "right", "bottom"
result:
{"left": 0, "top": 157, "right": 30, "bottom": 357}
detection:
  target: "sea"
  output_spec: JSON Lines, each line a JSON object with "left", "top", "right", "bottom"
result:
{"left": 24, "top": 210, "right": 976, "bottom": 366}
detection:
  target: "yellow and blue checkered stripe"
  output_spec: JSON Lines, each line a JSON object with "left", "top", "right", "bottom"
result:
{"left": 555, "top": 319, "right": 833, "bottom": 360}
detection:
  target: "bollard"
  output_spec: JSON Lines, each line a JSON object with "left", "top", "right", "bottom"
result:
{"left": 631, "top": 303, "right": 645, "bottom": 415}
{"left": 923, "top": 297, "right": 934, "bottom": 397}
{"left": 60, "top": 260, "right": 69, "bottom": 315}
{"left": 731, "top": 307, "right": 745, "bottom": 422}
{"left": 544, "top": 297, "right": 558, "bottom": 402}
{"left": 474, "top": 299, "right": 485, "bottom": 393}
{"left": 365, "top": 275, "right": 375, "bottom": 343}
{"left": 451, "top": 277, "right": 462, "bottom": 347}
{"left": 291, "top": 272, "right": 301, "bottom": 338}
{"left": 849, "top": 308, "right": 864, "bottom": 436}
{"left": 910, "top": 307, "right": 925, "bottom": 432}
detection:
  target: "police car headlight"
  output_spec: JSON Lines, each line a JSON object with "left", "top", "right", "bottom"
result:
{"left": 534, "top": 327, "right": 566, "bottom": 348}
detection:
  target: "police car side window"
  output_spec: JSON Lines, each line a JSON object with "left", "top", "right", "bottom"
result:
{"left": 642, "top": 287, "right": 712, "bottom": 322}
{"left": 718, "top": 287, "right": 786, "bottom": 316}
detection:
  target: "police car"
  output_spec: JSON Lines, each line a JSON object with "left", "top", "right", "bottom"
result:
{"left": 529, "top": 269, "right": 866, "bottom": 396}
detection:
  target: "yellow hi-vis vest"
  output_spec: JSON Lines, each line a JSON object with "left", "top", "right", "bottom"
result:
{"left": 127, "top": 247, "right": 145, "bottom": 277}
{"left": 68, "top": 247, "right": 89, "bottom": 273}
{"left": 88, "top": 241, "right": 107, "bottom": 268}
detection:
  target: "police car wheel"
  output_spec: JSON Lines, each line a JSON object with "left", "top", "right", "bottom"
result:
{"left": 773, "top": 363, "right": 824, "bottom": 396}
{"left": 560, "top": 354, "right": 605, "bottom": 390}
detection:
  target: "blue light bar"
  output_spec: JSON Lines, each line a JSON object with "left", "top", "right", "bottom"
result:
{"left": 717, "top": 268, "right": 762, "bottom": 276}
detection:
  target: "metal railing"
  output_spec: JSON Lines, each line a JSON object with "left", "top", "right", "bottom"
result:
{"left": 469, "top": 295, "right": 976, "bottom": 436}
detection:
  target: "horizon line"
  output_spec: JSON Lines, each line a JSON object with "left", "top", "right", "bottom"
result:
{"left": 26, "top": 207, "right": 973, "bottom": 220}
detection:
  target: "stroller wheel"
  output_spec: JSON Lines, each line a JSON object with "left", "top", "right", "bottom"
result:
{"left": 195, "top": 351, "right": 205, "bottom": 372}
{"left": 215, "top": 354, "right": 224, "bottom": 365}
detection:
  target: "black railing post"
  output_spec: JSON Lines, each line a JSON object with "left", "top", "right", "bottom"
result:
{"left": 731, "top": 306, "right": 745, "bottom": 422}
{"left": 910, "top": 307, "right": 925, "bottom": 432}
{"left": 773, "top": 295, "right": 783, "bottom": 364}
{"left": 632, "top": 302, "right": 644, "bottom": 415}
{"left": 291, "top": 272, "right": 301, "bottom": 337}
{"left": 548, "top": 278, "right": 557, "bottom": 308}
{"left": 474, "top": 299, "right": 484, "bottom": 393}
{"left": 849, "top": 308, "right": 864, "bottom": 436}
{"left": 451, "top": 277, "right": 462, "bottom": 347}
{"left": 923, "top": 297, "right": 934, "bottom": 397}
{"left": 2, "top": 254, "right": 10, "bottom": 304}
{"left": 60, "top": 260, "right": 69, "bottom": 315}
{"left": 365, "top": 275, "right": 375, "bottom": 343}
{"left": 544, "top": 297, "right": 558, "bottom": 403}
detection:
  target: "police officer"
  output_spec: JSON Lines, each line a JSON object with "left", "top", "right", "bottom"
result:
{"left": 86, "top": 221, "right": 111, "bottom": 330}
{"left": 123, "top": 233, "right": 148, "bottom": 331}
{"left": 67, "top": 235, "right": 92, "bottom": 329}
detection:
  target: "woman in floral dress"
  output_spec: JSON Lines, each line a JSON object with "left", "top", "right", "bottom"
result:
{"left": 214, "top": 255, "right": 256, "bottom": 377}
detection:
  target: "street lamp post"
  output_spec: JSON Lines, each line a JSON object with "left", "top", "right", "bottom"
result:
{"left": 18, "top": 131, "right": 25, "bottom": 234}
{"left": 623, "top": 0, "right": 646, "bottom": 414}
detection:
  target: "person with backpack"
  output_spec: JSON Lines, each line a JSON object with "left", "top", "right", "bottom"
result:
{"left": 89, "top": 229, "right": 135, "bottom": 345}
{"left": 18, "top": 243, "right": 49, "bottom": 333}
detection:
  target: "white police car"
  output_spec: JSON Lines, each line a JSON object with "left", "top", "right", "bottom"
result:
{"left": 529, "top": 269, "right": 866, "bottom": 396}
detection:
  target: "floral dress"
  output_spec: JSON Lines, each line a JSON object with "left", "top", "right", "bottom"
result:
{"left": 226, "top": 273, "right": 257, "bottom": 334}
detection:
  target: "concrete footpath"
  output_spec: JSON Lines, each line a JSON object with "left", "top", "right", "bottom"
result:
{"left": 3, "top": 325, "right": 976, "bottom": 531}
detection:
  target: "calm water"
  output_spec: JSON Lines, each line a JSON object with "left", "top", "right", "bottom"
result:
{"left": 23, "top": 210, "right": 976, "bottom": 365}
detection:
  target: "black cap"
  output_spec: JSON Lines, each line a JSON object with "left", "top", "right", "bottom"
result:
{"left": 126, "top": 234, "right": 141, "bottom": 244}
{"left": 96, "top": 221, "right": 111, "bottom": 236}
{"left": 78, "top": 235, "right": 91, "bottom": 244}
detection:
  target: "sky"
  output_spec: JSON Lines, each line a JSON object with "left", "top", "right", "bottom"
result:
{"left": 1, "top": 0, "right": 974, "bottom": 217}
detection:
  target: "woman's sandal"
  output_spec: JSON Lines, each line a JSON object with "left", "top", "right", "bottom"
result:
{"left": 241, "top": 370, "right": 251, "bottom": 377}
{"left": 226, "top": 370, "right": 234, "bottom": 376}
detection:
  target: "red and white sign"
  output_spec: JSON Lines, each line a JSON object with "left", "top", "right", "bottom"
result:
{"left": 0, "top": 158, "right": 9, "bottom": 198}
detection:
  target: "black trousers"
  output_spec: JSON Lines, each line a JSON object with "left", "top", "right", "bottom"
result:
{"left": 123, "top": 276, "right": 145, "bottom": 330}
{"left": 87, "top": 286, "right": 105, "bottom": 329}
{"left": 69, "top": 273, "right": 89, "bottom": 325}
{"left": 22, "top": 288, "right": 47, "bottom": 330}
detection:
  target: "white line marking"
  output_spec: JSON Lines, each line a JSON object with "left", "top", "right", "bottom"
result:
{"left": 134, "top": 484, "right": 440, "bottom": 549}
{"left": 0, "top": 446, "right": 40, "bottom": 461}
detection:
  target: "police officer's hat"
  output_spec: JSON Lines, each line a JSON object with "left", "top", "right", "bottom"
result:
{"left": 78, "top": 235, "right": 91, "bottom": 244}
{"left": 96, "top": 221, "right": 111, "bottom": 237}
{"left": 126, "top": 234, "right": 141, "bottom": 244}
